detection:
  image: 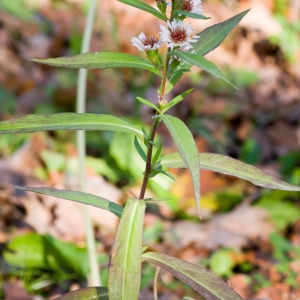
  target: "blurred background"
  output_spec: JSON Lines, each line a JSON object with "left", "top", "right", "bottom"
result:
{"left": 0, "top": 0, "right": 300, "bottom": 299}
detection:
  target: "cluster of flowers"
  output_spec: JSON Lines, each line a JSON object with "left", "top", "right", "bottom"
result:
{"left": 131, "top": 0, "right": 203, "bottom": 54}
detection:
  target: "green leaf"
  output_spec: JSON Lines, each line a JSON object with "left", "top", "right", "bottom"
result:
{"left": 156, "top": 152, "right": 300, "bottom": 191}
{"left": 162, "top": 67, "right": 189, "bottom": 95}
{"left": 3, "top": 233, "right": 89, "bottom": 277}
{"left": 194, "top": 9, "right": 250, "bottom": 56}
{"left": 172, "top": 9, "right": 209, "bottom": 20}
{"left": 54, "top": 286, "right": 109, "bottom": 300}
{"left": 170, "top": 52, "right": 237, "bottom": 88}
{"left": 4, "top": 233, "right": 47, "bottom": 269}
{"left": 158, "top": 115, "right": 201, "bottom": 217}
{"left": 163, "top": 88, "right": 193, "bottom": 113}
{"left": 43, "top": 234, "right": 89, "bottom": 277}
{"left": 143, "top": 252, "right": 243, "bottom": 300}
{"left": 163, "top": 10, "right": 249, "bottom": 91}
{"left": 108, "top": 198, "right": 146, "bottom": 300}
{"left": 117, "top": 0, "right": 167, "bottom": 21}
{"left": 14, "top": 186, "right": 123, "bottom": 218}
{"left": 33, "top": 52, "right": 162, "bottom": 76}
{"left": 0, "top": 113, "right": 144, "bottom": 141}
{"left": 151, "top": 142, "right": 162, "bottom": 165}
{"left": 134, "top": 136, "right": 147, "bottom": 162}
{"left": 136, "top": 96, "right": 159, "bottom": 111}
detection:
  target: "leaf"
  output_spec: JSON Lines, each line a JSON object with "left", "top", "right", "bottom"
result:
{"left": 3, "top": 233, "right": 89, "bottom": 277}
{"left": 163, "top": 88, "right": 193, "bottom": 112}
{"left": 163, "top": 67, "right": 189, "bottom": 95}
{"left": 170, "top": 52, "right": 237, "bottom": 88}
{"left": 194, "top": 9, "right": 250, "bottom": 56}
{"left": 4, "top": 233, "right": 47, "bottom": 269}
{"left": 14, "top": 186, "right": 123, "bottom": 218}
{"left": 0, "top": 113, "right": 144, "bottom": 141}
{"left": 163, "top": 10, "right": 249, "bottom": 91}
{"left": 117, "top": 0, "right": 167, "bottom": 21}
{"left": 143, "top": 252, "right": 243, "bottom": 300}
{"left": 158, "top": 115, "right": 201, "bottom": 217}
{"left": 33, "top": 52, "right": 162, "bottom": 76}
{"left": 172, "top": 9, "right": 209, "bottom": 20}
{"left": 108, "top": 198, "right": 146, "bottom": 300}
{"left": 136, "top": 96, "right": 159, "bottom": 111}
{"left": 54, "top": 286, "right": 109, "bottom": 300}
{"left": 134, "top": 136, "right": 147, "bottom": 162}
{"left": 156, "top": 152, "right": 300, "bottom": 191}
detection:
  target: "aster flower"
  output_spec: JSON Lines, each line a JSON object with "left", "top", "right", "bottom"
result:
{"left": 131, "top": 33, "right": 162, "bottom": 51}
{"left": 181, "top": 0, "right": 203, "bottom": 15}
{"left": 159, "top": 19, "right": 199, "bottom": 51}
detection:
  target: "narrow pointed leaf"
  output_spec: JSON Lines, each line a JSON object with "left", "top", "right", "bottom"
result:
{"left": 158, "top": 115, "right": 201, "bottom": 217}
{"left": 162, "top": 67, "right": 189, "bottom": 94}
{"left": 143, "top": 252, "right": 243, "bottom": 300}
{"left": 170, "top": 52, "right": 237, "bottom": 88}
{"left": 136, "top": 96, "right": 159, "bottom": 111}
{"left": 33, "top": 52, "right": 162, "bottom": 76}
{"left": 164, "top": 88, "right": 193, "bottom": 112}
{"left": 134, "top": 136, "right": 147, "bottom": 162}
{"left": 0, "top": 113, "right": 144, "bottom": 141}
{"left": 108, "top": 198, "right": 146, "bottom": 300}
{"left": 172, "top": 9, "right": 209, "bottom": 20}
{"left": 14, "top": 186, "right": 123, "bottom": 217}
{"left": 194, "top": 9, "right": 250, "bottom": 56}
{"left": 151, "top": 142, "right": 162, "bottom": 165}
{"left": 163, "top": 10, "right": 249, "bottom": 91}
{"left": 117, "top": 0, "right": 167, "bottom": 21}
{"left": 156, "top": 153, "right": 300, "bottom": 191}
{"left": 54, "top": 286, "right": 108, "bottom": 300}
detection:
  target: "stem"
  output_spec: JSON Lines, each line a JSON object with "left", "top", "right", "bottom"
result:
{"left": 139, "top": 117, "right": 160, "bottom": 199}
{"left": 139, "top": 55, "right": 170, "bottom": 199}
{"left": 159, "top": 55, "right": 170, "bottom": 101}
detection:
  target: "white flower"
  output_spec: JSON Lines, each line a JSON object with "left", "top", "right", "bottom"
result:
{"left": 131, "top": 33, "right": 162, "bottom": 51}
{"left": 181, "top": 0, "right": 203, "bottom": 15}
{"left": 159, "top": 19, "right": 199, "bottom": 51}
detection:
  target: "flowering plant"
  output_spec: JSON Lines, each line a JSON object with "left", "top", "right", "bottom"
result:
{"left": 1, "top": 0, "right": 300, "bottom": 299}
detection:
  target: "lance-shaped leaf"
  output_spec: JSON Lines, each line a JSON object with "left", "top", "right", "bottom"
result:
{"left": 158, "top": 115, "right": 201, "bottom": 217}
{"left": 136, "top": 96, "right": 159, "bottom": 112}
{"left": 108, "top": 198, "right": 146, "bottom": 300}
{"left": 162, "top": 88, "right": 193, "bottom": 113}
{"left": 33, "top": 52, "right": 162, "bottom": 76}
{"left": 14, "top": 186, "right": 123, "bottom": 218}
{"left": 117, "top": 0, "right": 167, "bottom": 21}
{"left": 170, "top": 52, "right": 237, "bottom": 88}
{"left": 55, "top": 286, "right": 108, "bottom": 300}
{"left": 164, "top": 10, "right": 249, "bottom": 92}
{"left": 194, "top": 9, "right": 250, "bottom": 56}
{"left": 0, "top": 113, "right": 144, "bottom": 141}
{"left": 172, "top": 9, "right": 209, "bottom": 20}
{"left": 143, "top": 252, "right": 243, "bottom": 300}
{"left": 155, "top": 152, "right": 300, "bottom": 191}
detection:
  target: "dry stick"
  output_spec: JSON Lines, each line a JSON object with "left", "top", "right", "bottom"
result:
{"left": 153, "top": 266, "right": 161, "bottom": 300}
{"left": 76, "top": 0, "right": 101, "bottom": 286}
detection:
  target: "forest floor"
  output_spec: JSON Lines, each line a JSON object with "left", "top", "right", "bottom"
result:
{"left": 0, "top": 0, "right": 300, "bottom": 299}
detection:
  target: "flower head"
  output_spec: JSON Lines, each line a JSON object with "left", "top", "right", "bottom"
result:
{"left": 159, "top": 19, "right": 199, "bottom": 51}
{"left": 181, "top": 0, "right": 203, "bottom": 15}
{"left": 131, "top": 33, "right": 162, "bottom": 51}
